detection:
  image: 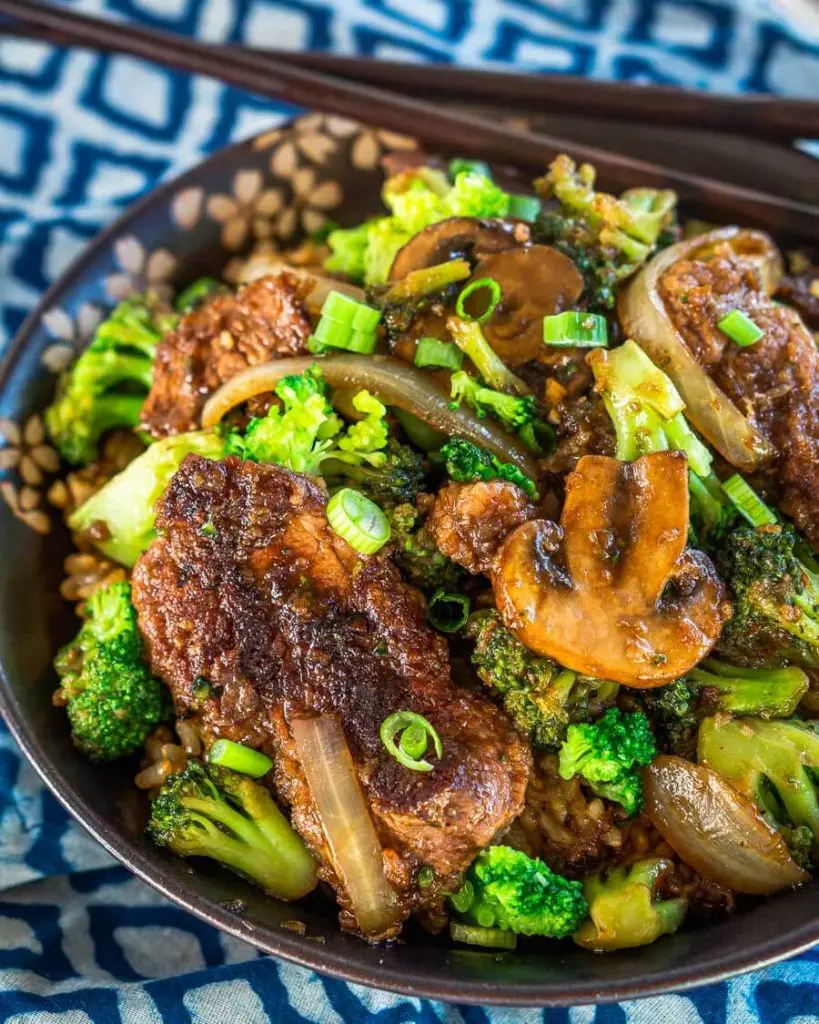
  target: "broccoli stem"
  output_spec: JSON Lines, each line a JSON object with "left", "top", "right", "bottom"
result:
{"left": 689, "top": 659, "right": 808, "bottom": 718}
{"left": 447, "top": 318, "right": 530, "bottom": 396}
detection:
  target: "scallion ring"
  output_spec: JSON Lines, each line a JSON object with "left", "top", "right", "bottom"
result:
{"left": 506, "top": 193, "right": 541, "bottom": 222}
{"left": 455, "top": 277, "right": 502, "bottom": 324}
{"left": 449, "top": 921, "right": 517, "bottom": 950}
{"left": 723, "top": 473, "right": 777, "bottom": 527}
{"left": 414, "top": 337, "right": 464, "bottom": 371}
{"left": 428, "top": 588, "right": 471, "bottom": 634}
{"left": 543, "top": 311, "right": 608, "bottom": 348}
{"left": 380, "top": 711, "right": 443, "bottom": 772}
{"left": 207, "top": 738, "right": 273, "bottom": 778}
{"left": 327, "top": 488, "right": 390, "bottom": 554}
{"left": 718, "top": 309, "right": 764, "bottom": 348}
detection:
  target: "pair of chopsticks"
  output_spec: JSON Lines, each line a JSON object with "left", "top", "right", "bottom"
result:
{"left": 2, "top": 0, "right": 819, "bottom": 240}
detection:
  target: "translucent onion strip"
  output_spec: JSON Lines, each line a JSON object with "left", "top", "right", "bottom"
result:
{"left": 290, "top": 714, "right": 403, "bottom": 938}
{"left": 618, "top": 227, "right": 778, "bottom": 471}
{"left": 643, "top": 755, "right": 808, "bottom": 895}
{"left": 201, "top": 354, "right": 540, "bottom": 479}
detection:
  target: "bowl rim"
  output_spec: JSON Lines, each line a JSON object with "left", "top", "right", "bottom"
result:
{"left": 0, "top": 119, "right": 817, "bottom": 1007}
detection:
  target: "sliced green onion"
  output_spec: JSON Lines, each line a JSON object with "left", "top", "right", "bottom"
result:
{"left": 449, "top": 158, "right": 492, "bottom": 180}
{"left": 417, "top": 866, "right": 435, "bottom": 888}
{"left": 175, "top": 277, "right": 222, "bottom": 313}
{"left": 207, "top": 738, "right": 273, "bottom": 778}
{"left": 718, "top": 309, "right": 764, "bottom": 348}
{"left": 351, "top": 303, "right": 382, "bottom": 333}
{"left": 320, "top": 290, "right": 366, "bottom": 325}
{"left": 428, "top": 588, "right": 471, "bottom": 633}
{"left": 455, "top": 278, "right": 502, "bottom": 323}
{"left": 327, "top": 488, "right": 391, "bottom": 554}
{"left": 380, "top": 711, "right": 443, "bottom": 772}
{"left": 723, "top": 474, "right": 777, "bottom": 527}
{"left": 385, "top": 259, "right": 471, "bottom": 304}
{"left": 400, "top": 724, "right": 428, "bottom": 760}
{"left": 449, "top": 921, "right": 517, "bottom": 950}
{"left": 507, "top": 193, "right": 541, "bottom": 222}
{"left": 414, "top": 337, "right": 464, "bottom": 371}
{"left": 310, "top": 318, "right": 377, "bottom": 355}
{"left": 543, "top": 311, "right": 608, "bottom": 348}
{"left": 450, "top": 880, "right": 474, "bottom": 913}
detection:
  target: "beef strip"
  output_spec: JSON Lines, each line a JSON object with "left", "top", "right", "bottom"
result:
{"left": 659, "top": 244, "right": 819, "bottom": 547}
{"left": 131, "top": 455, "right": 530, "bottom": 936}
{"left": 426, "top": 480, "right": 537, "bottom": 574}
{"left": 140, "top": 272, "right": 312, "bottom": 439}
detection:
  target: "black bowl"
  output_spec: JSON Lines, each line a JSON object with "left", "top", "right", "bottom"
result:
{"left": 0, "top": 114, "right": 816, "bottom": 1007}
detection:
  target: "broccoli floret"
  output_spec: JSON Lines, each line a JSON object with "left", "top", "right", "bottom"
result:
{"left": 449, "top": 371, "right": 535, "bottom": 435}
{"left": 174, "top": 277, "right": 225, "bottom": 313}
{"left": 441, "top": 438, "right": 538, "bottom": 498}
{"left": 689, "top": 658, "right": 808, "bottom": 719}
{"left": 450, "top": 845, "right": 587, "bottom": 939}
{"left": 147, "top": 760, "right": 317, "bottom": 899}
{"left": 54, "top": 581, "right": 164, "bottom": 761}
{"left": 323, "top": 440, "right": 426, "bottom": 504}
{"left": 637, "top": 678, "right": 698, "bottom": 759}
{"left": 46, "top": 296, "right": 177, "bottom": 465}
{"left": 698, "top": 716, "right": 819, "bottom": 864}
{"left": 227, "top": 368, "right": 396, "bottom": 481}
{"left": 714, "top": 523, "right": 819, "bottom": 670}
{"left": 573, "top": 858, "right": 687, "bottom": 951}
{"left": 387, "top": 502, "right": 464, "bottom": 592}
{"left": 325, "top": 166, "right": 510, "bottom": 286}
{"left": 466, "top": 610, "right": 618, "bottom": 750}
{"left": 533, "top": 155, "right": 676, "bottom": 310}
{"left": 447, "top": 318, "right": 529, "bottom": 397}
{"left": 69, "top": 430, "right": 228, "bottom": 566}
{"left": 558, "top": 707, "right": 656, "bottom": 816}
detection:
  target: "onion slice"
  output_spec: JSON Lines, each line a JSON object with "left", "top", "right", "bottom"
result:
{"left": 643, "top": 755, "right": 808, "bottom": 895}
{"left": 618, "top": 227, "right": 779, "bottom": 471}
{"left": 201, "top": 354, "right": 540, "bottom": 479}
{"left": 289, "top": 714, "right": 403, "bottom": 938}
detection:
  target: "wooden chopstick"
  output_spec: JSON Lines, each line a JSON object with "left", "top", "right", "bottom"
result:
{"left": 3, "top": 0, "right": 819, "bottom": 241}
{"left": 6, "top": 19, "right": 818, "bottom": 144}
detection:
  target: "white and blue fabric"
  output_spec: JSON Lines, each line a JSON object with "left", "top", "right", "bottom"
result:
{"left": 1, "top": 1, "right": 819, "bottom": 1020}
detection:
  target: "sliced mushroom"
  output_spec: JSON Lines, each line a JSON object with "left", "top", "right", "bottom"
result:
{"left": 618, "top": 227, "right": 781, "bottom": 471}
{"left": 388, "top": 217, "right": 519, "bottom": 282}
{"left": 492, "top": 452, "right": 730, "bottom": 687}
{"left": 462, "top": 246, "right": 584, "bottom": 366}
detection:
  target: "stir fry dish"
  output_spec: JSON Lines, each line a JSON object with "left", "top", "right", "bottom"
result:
{"left": 45, "top": 154, "right": 819, "bottom": 952}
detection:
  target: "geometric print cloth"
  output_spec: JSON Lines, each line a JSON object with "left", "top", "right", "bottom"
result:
{"left": 1, "top": 1, "right": 819, "bottom": 1021}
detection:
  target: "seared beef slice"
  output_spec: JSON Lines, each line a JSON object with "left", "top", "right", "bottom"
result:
{"left": 131, "top": 456, "right": 530, "bottom": 933}
{"left": 140, "top": 272, "right": 311, "bottom": 439}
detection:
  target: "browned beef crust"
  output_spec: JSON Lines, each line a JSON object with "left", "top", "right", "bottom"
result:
{"left": 140, "top": 273, "right": 312, "bottom": 439}
{"left": 131, "top": 455, "right": 530, "bottom": 934}
{"left": 660, "top": 246, "right": 819, "bottom": 547}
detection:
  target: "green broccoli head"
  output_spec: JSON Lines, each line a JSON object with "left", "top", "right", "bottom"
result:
{"left": 449, "top": 372, "right": 539, "bottom": 446}
{"left": 451, "top": 845, "right": 588, "bottom": 938}
{"left": 323, "top": 440, "right": 426, "bottom": 505}
{"left": 441, "top": 438, "right": 537, "bottom": 498}
{"left": 69, "top": 430, "right": 228, "bottom": 567}
{"left": 66, "top": 643, "right": 165, "bottom": 761}
{"left": 324, "top": 165, "right": 510, "bottom": 287}
{"left": 714, "top": 523, "right": 819, "bottom": 670}
{"left": 54, "top": 581, "right": 165, "bottom": 761}
{"left": 46, "top": 296, "right": 177, "bottom": 465}
{"left": 573, "top": 858, "right": 687, "bottom": 951}
{"left": 386, "top": 502, "right": 464, "bottom": 592}
{"left": 466, "top": 610, "right": 618, "bottom": 750}
{"left": 558, "top": 707, "right": 656, "bottom": 816}
{"left": 533, "top": 154, "right": 676, "bottom": 309}
{"left": 147, "top": 759, "right": 317, "bottom": 900}
{"left": 698, "top": 716, "right": 819, "bottom": 865}
{"left": 636, "top": 678, "right": 698, "bottom": 760}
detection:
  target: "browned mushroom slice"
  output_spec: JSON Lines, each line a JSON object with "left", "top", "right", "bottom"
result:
{"left": 467, "top": 246, "right": 583, "bottom": 366}
{"left": 388, "top": 217, "right": 519, "bottom": 282}
{"left": 493, "top": 452, "right": 731, "bottom": 687}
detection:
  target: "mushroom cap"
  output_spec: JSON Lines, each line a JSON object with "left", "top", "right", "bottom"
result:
{"left": 388, "top": 217, "right": 519, "bottom": 282}
{"left": 493, "top": 451, "right": 730, "bottom": 687}
{"left": 468, "top": 246, "right": 584, "bottom": 366}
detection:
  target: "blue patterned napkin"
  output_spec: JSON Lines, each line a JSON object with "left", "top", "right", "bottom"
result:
{"left": 1, "top": 1, "right": 819, "bottom": 1020}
